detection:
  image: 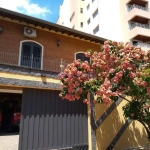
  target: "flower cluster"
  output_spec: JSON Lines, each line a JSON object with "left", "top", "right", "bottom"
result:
{"left": 58, "top": 59, "right": 90, "bottom": 102}
{"left": 59, "top": 41, "right": 150, "bottom": 105}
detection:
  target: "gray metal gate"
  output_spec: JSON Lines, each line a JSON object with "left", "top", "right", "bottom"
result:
{"left": 18, "top": 89, "right": 88, "bottom": 150}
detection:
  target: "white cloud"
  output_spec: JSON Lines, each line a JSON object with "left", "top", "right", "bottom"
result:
{"left": 0, "top": 0, "right": 51, "bottom": 19}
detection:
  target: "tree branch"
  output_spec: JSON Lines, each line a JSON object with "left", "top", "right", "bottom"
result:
{"left": 118, "top": 95, "right": 130, "bottom": 102}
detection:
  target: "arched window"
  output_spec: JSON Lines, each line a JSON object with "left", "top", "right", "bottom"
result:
{"left": 20, "top": 41, "right": 43, "bottom": 69}
{"left": 75, "top": 52, "right": 90, "bottom": 62}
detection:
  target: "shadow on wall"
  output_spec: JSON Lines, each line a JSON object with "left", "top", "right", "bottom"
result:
{"left": 95, "top": 102, "right": 147, "bottom": 150}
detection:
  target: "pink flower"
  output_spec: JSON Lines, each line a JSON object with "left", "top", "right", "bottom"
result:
{"left": 140, "top": 81, "right": 148, "bottom": 87}
{"left": 83, "top": 99, "right": 87, "bottom": 103}
{"left": 147, "top": 87, "right": 150, "bottom": 95}
{"left": 130, "top": 113, "right": 134, "bottom": 117}
{"left": 109, "top": 69, "right": 115, "bottom": 74}
{"left": 85, "top": 52, "right": 91, "bottom": 57}
{"left": 129, "top": 72, "right": 136, "bottom": 78}
{"left": 86, "top": 101, "right": 90, "bottom": 105}
{"left": 116, "top": 71, "right": 123, "bottom": 78}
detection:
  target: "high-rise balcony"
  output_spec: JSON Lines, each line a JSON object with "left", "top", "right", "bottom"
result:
{"left": 132, "top": 41, "right": 150, "bottom": 52}
{"left": 129, "top": 26, "right": 150, "bottom": 42}
{"left": 127, "top": 4, "right": 150, "bottom": 22}
{"left": 128, "top": 4, "right": 148, "bottom": 12}
{"left": 129, "top": 22, "right": 149, "bottom": 30}
{"left": 126, "top": 0, "right": 148, "bottom": 7}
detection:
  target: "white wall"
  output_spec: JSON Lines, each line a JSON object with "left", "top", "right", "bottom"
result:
{"left": 98, "top": 0, "right": 122, "bottom": 41}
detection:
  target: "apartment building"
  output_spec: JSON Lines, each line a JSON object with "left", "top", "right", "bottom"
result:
{"left": 57, "top": 0, "right": 150, "bottom": 51}
{"left": 0, "top": 7, "right": 148, "bottom": 150}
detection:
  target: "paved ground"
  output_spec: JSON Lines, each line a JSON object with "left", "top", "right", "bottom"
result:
{"left": 0, "top": 129, "right": 19, "bottom": 150}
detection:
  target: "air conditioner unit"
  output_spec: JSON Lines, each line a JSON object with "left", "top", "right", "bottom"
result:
{"left": 24, "top": 27, "right": 37, "bottom": 38}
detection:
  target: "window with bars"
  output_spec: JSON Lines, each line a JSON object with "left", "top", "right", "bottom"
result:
{"left": 20, "top": 42, "right": 42, "bottom": 69}
{"left": 76, "top": 53, "right": 90, "bottom": 63}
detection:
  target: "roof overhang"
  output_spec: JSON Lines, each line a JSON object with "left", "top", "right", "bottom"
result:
{"left": 127, "top": 0, "right": 148, "bottom": 7}
{"left": 0, "top": 7, "right": 107, "bottom": 44}
{"left": 129, "top": 16, "right": 149, "bottom": 24}
{"left": 133, "top": 35, "right": 150, "bottom": 42}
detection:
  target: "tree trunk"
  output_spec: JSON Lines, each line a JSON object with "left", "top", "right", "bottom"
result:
{"left": 90, "top": 91, "right": 97, "bottom": 150}
{"left": 139, "top": 121, "right": 150, "bottom": 141}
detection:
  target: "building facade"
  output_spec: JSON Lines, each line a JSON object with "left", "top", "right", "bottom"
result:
{"left": 0, "top": 7, "right": 148, "bottom": 150}
{"left": 0, "top": 7, "right": 104, "bottom": 150}
{"left": 57, "top": 0, "right": 150, "bottom": 51}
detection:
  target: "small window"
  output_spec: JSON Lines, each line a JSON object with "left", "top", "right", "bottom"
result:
{"left": 80, "top": 22, "right": 83, "bottom": 28}
{"left": 87, "top": 18, "right": 90, "bottom": 24}
{"left": 93, "top": 25, "right": 99, "bottom": 34}
{"left": 20, "top": 42, "right": 42, "bottom": 69}
{"left": 76, "top": 53, "right": 90, "bottom": 62}
{"left": 87, "top": 4, "right": 90, "bottom": 10}
{"left": 70, "top": 12, "right": 75, "bottom": 22}
{"left": 80, "top": 8, "right": 83, "bottom": 13}
{"left": 92, "top": 0, "right": 95, "bottom": 3}
{"left": 93, "top": 8, "right": 98, "bottom": 19}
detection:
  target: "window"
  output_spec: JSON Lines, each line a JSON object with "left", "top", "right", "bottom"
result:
{"left": 93, "top": 9, "right": 98, "bottom": 19}
{"left": 132, "top": 41, "right": 138, "bottom": 46}
{"left": 70, "top": 12, "right": 75, "bottom": 22}
{"left": 76, "top": 53, "right": 90, "bottom": 62}
{"left": 80, "top": 8, "right": 83, "bottom": 13}
{"left": 80, "top": 22, "right": 83, "bottom": 28}
{"left": 92, "top": 0, "right": 95, "bottom": 3}
{"left": 20, "top": 41, "right": 42, "bottom": 69}
{"left": 87, "top": 18, "right": 90, "bottom": 24}
{"left": 87, "top": 4, "right": 90, "bottom": 10}
{"left": 93, "top": 25, "right": 99, "bottom": 34}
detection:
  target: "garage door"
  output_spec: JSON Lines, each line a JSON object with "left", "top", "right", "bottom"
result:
{"left": 18, "top": 89, "right": 88, "bottom": 150}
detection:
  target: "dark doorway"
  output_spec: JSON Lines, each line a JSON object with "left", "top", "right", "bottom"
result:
{"left": 0, "top": 93, "right": 22, "bottom": 134}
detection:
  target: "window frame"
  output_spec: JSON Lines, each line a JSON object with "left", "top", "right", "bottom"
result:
{"left": 70, "top": 12, "right": 75, "bottom": 22}
{"left": 87, "top": 4, "right": 90, "bottom": 10}
{"left": 93, "top": 8, "right": 98, "bottom": 19}
{"left": 80, "top": 22, "right": 83, "bottom": 28}
{"left": 80, "top": 8, "right": 83, "bottom": 13}
{"left": 87, "top": 18, "right": 91, "bottom": 25}
{"left": 19, "top": 40, "right": 44, "bottom": 69}
{"left": 75, "top": 52, "right": 90, "bottom": 63}
{"left": 93, "top": 25, "right": 99, "bottom": 34}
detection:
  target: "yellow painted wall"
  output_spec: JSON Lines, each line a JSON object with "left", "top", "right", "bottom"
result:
{"left": 0, "top": 72, "right": 60, "bottom": 84}
{"left": 0, "top": 71, "right": 61, "bottom": 90}
{"left": 95, "top": 100, "right": 147, "bottom": 150}
{"left": 114, "top": 121, "right": 147, "bottom": 150}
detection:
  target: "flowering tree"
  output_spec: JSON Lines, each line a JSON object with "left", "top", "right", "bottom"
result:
{"left": 58, "top": 41, "right": 150, "bottom": 142}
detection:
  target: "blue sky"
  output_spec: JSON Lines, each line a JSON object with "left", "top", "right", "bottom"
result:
{"left": 0, "top": 0, "right": 63, "bottom": 23}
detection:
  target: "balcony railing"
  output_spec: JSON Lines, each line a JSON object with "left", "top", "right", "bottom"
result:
{"left": 128, "top": 4, "right": 148, "bottom": 12}
{"left": 133, "top": 42, "right": 150, "bottom": 48}
{"left": 130, "top": 22, "right": 150, "bottom": 30}
{"left": 0, "top": 51, "right": 68, "bottom": 73}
